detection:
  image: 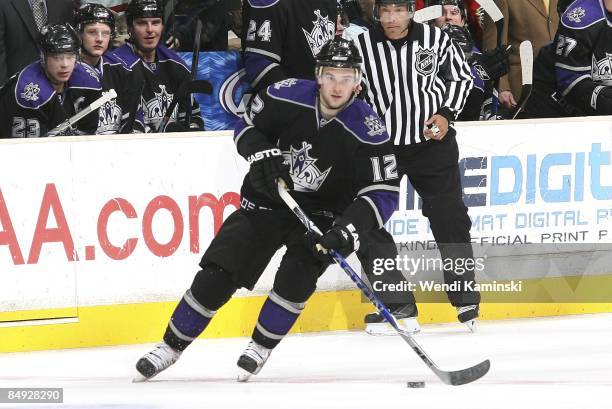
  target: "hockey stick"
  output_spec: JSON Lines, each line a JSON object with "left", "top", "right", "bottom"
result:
{"left": 511, "top": 41, "right": 533, "bottom": 119}
{"left": 277, "top": 181, "right": 491, "bottom": 386}
{"left": 476, "top": 0, "right": 504, "bottom": 116}
{"left": 185, "top": 18, "right": 203, "bottom": 126}
{"left": 157, "top": 79, "right": 212, "bottom": 132}
{"left": 413, "top": 5, "right": 442, "bottom": 23}
{"left": 46, "top": 89, "right": 117, "bottom": 137}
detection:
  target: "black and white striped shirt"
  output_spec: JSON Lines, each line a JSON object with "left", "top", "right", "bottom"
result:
{"left": 355, "top": 23, "right": 473, "bottom": 145}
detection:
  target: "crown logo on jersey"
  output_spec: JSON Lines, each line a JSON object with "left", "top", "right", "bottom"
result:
{"left": 302, "top": 9, "right": 336, "bottom": 58}
{"left": 286, "top": 142, "right": 332, "bottom": 193}
{"left": 364, "top": 115, "right": 386, "bottom": 137}
{"left": 591, "top": 53, "right": 612, "bottom": 84}
{"left": 567, "top": 7, "right": 586, "bottom": 23}
{"left": 415, "top": 46, "right": 437, "bottom": 76}
{"left": 21, "top": 83, "right": 41, "bottom": 102}
{"left": 144, "top": 84, "right": 176, "bottom": 124}
{"left": 96, "top": 99, "right": 123, "bottom": 134}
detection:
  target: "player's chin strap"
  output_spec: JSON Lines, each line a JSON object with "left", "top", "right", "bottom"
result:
{"left": 276, "top": 179, "right": 491, "bottom": 386}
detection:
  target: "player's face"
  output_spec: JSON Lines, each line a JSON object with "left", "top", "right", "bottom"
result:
{"left": 378, "top": 4, "right": 412, "bottom": 39}
{"left": 81, "top": 22, "right": 112, "bottom": 57}
{"left": 131, "top": 17, "right": 163, "bottom": 52}
{"left": 433, "top": 5, "right": 464, "bottom": 28}
{"left": 318, "top": 67, "right": 360, "bottom": 111}
{"left": 45, "top": 53, "right": 77, "bottom": 85}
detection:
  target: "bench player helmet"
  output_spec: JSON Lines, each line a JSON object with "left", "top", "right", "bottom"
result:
{"left": 441, "top": 23, "right": 473, "bottom": 58}
{"left": 373, "top": 0, "right": 416, "bottom": 22}
{"left": 126, "top": 0, "right": 164, "bottom": 26}
{"left": 75, "top": 3, "right": 116, "bottom": 35}
{"left": 39, "top": 23, "right": 81, "bottom": 64}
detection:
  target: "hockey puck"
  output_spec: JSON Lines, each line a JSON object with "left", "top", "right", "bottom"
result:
{"left": 406, "top": 381, "right": 426, "bottom": 388}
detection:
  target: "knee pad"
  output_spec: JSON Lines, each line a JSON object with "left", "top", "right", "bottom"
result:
{"left": 190, "top": 264, "right": 238, "bottom": 311}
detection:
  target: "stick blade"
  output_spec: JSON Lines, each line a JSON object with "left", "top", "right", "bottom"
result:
{"left": 519, "top": 40, "right": 534, "bottom": 85}
{"left": 435, "top": 359, "right": 491, "bottom": 386}
{"left": 413, "top": 5, "right": 442, "bottom": 23}
{"left": 476, "top": 0, "right": 503, "bottom": 22}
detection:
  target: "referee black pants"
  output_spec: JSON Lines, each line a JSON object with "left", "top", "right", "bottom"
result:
{"left": 360, "top": 130, "right": 480, "bottom": 308}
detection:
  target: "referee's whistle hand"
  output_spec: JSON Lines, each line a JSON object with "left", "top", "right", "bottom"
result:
{"left": 424, "top": 114, "right": 448, "bottom": 140}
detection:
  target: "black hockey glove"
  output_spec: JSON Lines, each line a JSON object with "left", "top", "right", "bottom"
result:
{"left": 310, "top": 224, "right": 360, "bottom": 262}
{"left": 248, "top": 148, "right": 293, "bottom": 201}
{"left": 471, "top": 45, "right": 511, "bottom": 81}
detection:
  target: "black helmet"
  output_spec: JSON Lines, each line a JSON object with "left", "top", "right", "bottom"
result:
{"left": 426, "top": 0, "right": 467, "bottom": 20}
{"left": 40, "top": 23, "right": 81, "bottom": 56}
{"left": 316, "top": 36, "right": 362, "bottom": 70}
{"left": 441, "top": 23, "right": 473, "bottom": 57}
{"left": 373, "top": 0, "right": 416, "bottom": 21}
{"left": 126, "top": 0, "right": 164, "bottom": 26}
{"left": 75, "top": 3, "right": 116, "bottom": 35}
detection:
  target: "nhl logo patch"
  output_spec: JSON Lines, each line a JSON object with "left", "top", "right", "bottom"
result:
{"left": 21, "top": 82, "right": 40, "bottom": 102}
{"left": 415, "top": 47, "right": 437, "bottom": 76}
{"left": 567, "top": 7, "right": 586, "bottom": 23}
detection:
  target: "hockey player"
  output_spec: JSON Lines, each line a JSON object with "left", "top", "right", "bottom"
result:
{"left": 0, "top": 23, "right": 102, "bottom": 138}
{"left": 429, "top": 0, "right": 510, "bottom": 120}
{"left": 550, "top": 0, "right": 612, "bottom": 116}
{"left": 113, "top": 0, "right": 204, "bottom": 132}
{"left": 75, "top": 3, "right": 145, "bottom": 134}
{"left": 134, "top": 36, "right": 399, "bottom": 382}
{"left": 354, "top": 0, "right": 481, "bottom": 332}
{"left": 241, "top": 0, "right": 339, "bottom": 95}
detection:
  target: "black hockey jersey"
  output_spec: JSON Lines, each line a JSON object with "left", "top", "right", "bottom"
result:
{"left": 113, "top": 43, "right": 204, "bottom": 132}
{"left": 85, "top": 52, "right": 146, "bottom": 134}
{"left": 554, "top": 0, "right": 612, "bottom": 115}
{"left": 234, "top": 79, "right": 399, "bottom": 232}
{"left": 242, "top": 0, "right": 338, "bottom": 94}
{"left": 0, "top": 61, "right": 102, "bottom": 138}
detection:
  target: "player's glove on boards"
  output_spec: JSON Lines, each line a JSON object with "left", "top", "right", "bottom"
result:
{"left": 471, "top": 45, "right": 510, "bottom": 81}
{"left": 310, "top": 223, "right": 360, "bottom": 262}
{"left": 248, "top": 148, "right": 293, "bottom": 201}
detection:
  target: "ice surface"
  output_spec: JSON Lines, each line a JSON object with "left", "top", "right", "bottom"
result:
{"left": 1, "top": 314, "right": 610, "bottom": 409}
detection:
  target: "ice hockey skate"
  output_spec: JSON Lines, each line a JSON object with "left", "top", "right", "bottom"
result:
{"left": 236, "top": 340, "right": 272, "bottom": 382}
{"left": 364, "top": 304, "right": 420, "bottom": 335}
{"left": 457, "top": 305, "right": 480, "bottom": 332}
{"left": 133, "top": 342, "right": 182, "bottom": 382}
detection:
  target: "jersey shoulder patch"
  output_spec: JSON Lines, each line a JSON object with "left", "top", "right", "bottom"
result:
{"left": 336, "top": 99, "right": 390, "bottom": 145}
{"left": 561, "top": 0, "right": 605, "bottom": 29}
{"left": 69, "top": 63, "right": 103, "bottom": 91}
{"left": 111, "top": 44, "right": 141, "bottom": 70}
{"left": 247, "top": 0, "right": 280, "bottom": 8}
{"left": 266, "top": 78, "right": 316, "bottom": 109}
{"left": 15, "top": 62, "right": 55, "bottom": 109}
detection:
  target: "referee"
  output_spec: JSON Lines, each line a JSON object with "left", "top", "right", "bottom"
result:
{"left": 355, "top": 0, "right": 481, "bottom": 332}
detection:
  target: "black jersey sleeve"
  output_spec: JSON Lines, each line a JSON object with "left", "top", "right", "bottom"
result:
{"left": 234, "top": 86, "right": 282, "bottom": 159}
{"left": 242, "top": 0, "right": 289, "bottom": 93}
{"left": 436, "top": 30, "right": 474, "bottom": 122}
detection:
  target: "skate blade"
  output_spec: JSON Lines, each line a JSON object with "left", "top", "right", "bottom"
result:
{"left": 237, "top": 369, "right": 253, "bottom": 382}
{"left": 465, "top": 319, "right": 477, "bottom": 333}
{"left": 365, "top": 318, "right": 420, "bottom": 336}
{"left": 132, "top": 372, "right": 149, "bottom": 383}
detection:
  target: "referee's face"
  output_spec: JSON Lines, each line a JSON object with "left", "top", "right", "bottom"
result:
{"left": 378, "top": 4, "right": 411, "bottom": 39}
